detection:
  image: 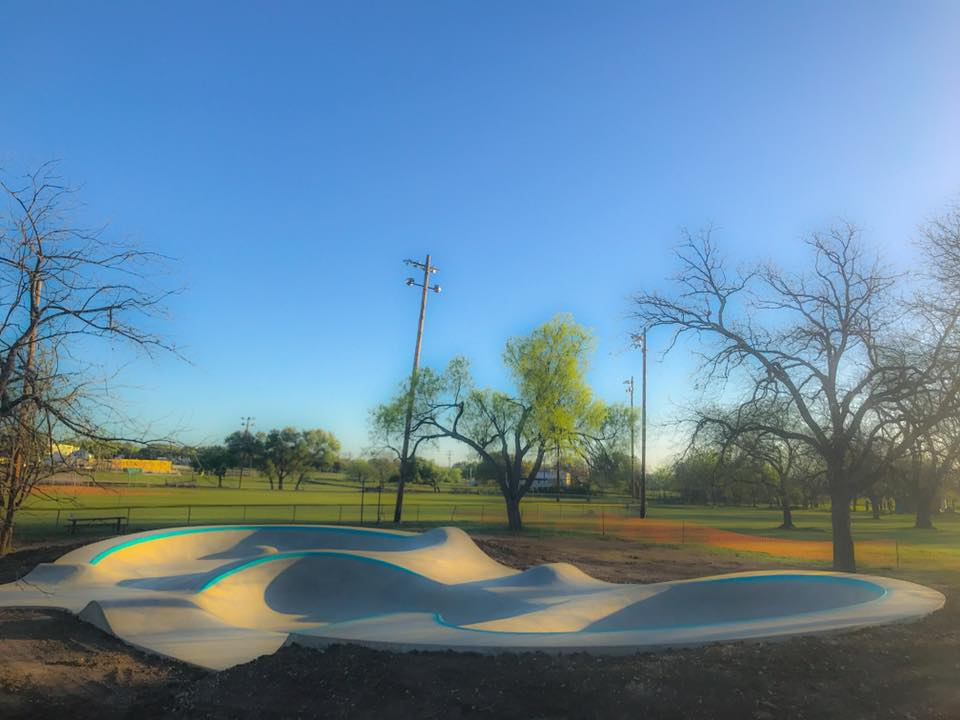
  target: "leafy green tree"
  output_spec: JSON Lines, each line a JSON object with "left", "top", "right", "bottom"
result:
{"left": 193, "top": 445, "right": 231, "bottom": 488}
{"left": 294, "top": 429, "right": 341, "bottom": 489}
{"left": 368, "top": 456, "right": 398, "bottom": 489}
{"left": 347, "top": 458, "right": 372, "bottom": 486}
{"left": 372, "top": 315, "right": 600, "bottom": 529}
{"left": 225, "top": 430, "right": 263, "bottom": 488}
{"left": 258, "top": 427, "right": 304, "bottom": 490}
{"left": 405, "top": 457, "right": 461, "bottom": 492}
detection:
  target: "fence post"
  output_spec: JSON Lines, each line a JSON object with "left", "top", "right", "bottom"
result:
{"left": 338, "top": 504, "right": 343, "bottom": 524}
{"left": 896, "top": 539, "right": 900, "bottom": 569}
{"left": 451, "top": 505, "right": 456, "bottom": 521}
{"left": 56, "top": 509, "right": 61, "bottom": 528}
{"left": 186, "top": 506, "right": 192, "bottom": 526}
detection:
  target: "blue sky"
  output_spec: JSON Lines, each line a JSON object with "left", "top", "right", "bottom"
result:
{"left": 2, "top": 1, "right": 958, "bottom": 464}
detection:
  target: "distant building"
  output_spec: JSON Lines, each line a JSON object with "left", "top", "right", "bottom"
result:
{"left": 104, "top": 458, "right": 174, "bottom": 474}
{"left": 49, "top": 443, "right": 93, "bottom": 467}
{"left": 530, "top": 468, "right": 572, "bottom": 491}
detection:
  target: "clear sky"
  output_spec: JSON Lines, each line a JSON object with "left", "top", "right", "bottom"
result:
{"left": 2, "top": 1, "right": 958, "bottom": 464}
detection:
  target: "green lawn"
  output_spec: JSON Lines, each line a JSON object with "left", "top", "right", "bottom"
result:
{"left": 14, "top": 481, "right": 960, "bottom": 571}
{"left": 17, "top": 477, "right": 631, "bottom": 539}
{"left": 647, "top": 504, "right": 960, "bottom": 552}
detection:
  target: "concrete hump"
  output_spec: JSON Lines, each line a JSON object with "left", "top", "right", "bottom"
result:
{"left": 78, "top": 600, "right": 114, "bottom": 635}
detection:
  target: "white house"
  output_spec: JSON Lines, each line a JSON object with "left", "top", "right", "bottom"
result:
{"left": 530, "top": 468, "right": 571, "bottom": 491}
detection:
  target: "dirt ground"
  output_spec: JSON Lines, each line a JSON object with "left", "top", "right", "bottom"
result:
{"left": 1, "top": 533, "right": 958, "bottom": 719}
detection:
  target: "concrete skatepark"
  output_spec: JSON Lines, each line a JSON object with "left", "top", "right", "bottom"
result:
{"left": 0, "top": 525, "right": 945, "bottom": 670}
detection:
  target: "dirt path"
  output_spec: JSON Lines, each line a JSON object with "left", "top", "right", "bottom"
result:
{"left": 0, "top": 533, "right": 957, "bottom": 719}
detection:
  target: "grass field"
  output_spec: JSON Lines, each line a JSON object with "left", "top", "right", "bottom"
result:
{"left": 13, "top": 473, "right": 960, "bottom": 571}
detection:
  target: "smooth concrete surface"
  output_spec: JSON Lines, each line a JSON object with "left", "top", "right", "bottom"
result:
{"left": 0, "top": 525, "right": 944, "bottom": 670}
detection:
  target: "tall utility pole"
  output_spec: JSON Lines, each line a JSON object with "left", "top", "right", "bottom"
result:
{"left": 624, "top": 377, "right": 636, "bottom": 500}
{"left": 555, "top": 436, "right": 561, "bottom": 502}
{"left": 640, "top": 330, "right": 648, "bottom": 518}
{"left": 238, "top": 416, "right": 254, "bottom": 490}
{"left": 395, "top": 255, "right": 442, "bottom": 523}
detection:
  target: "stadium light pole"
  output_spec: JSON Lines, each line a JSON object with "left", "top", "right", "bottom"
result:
{"left": 395, "top": 255, "right": 441, "bottom": 523}
{"left": 639, "top": 330, "right": 648, "bottom": 518}
{"left": 238, "top": 416, "right": 254, "bottom": 490}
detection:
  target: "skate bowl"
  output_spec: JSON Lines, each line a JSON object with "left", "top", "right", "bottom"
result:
{"left": 0, "top": 525, "right": 944, "bottom": 670}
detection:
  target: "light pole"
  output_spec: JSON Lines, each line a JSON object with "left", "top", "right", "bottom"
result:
{"left": 640, "top": 330, "right": 648, "bottom": 518}
{"left": 238, "top": 416, "right": 254, "bottom": 490}
{"left": 395, "top": 255, "right": 441, "bottom": 523}
{"left": 555, "top": 434, "right": 561, "bottom": 502}
{"left": 624, "top": 377, "right": 636, "bottom": 500}
{"left": 359, "top": 473, "right": 366, "bottom": 526}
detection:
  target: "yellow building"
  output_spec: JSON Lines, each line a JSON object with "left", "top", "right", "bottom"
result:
{"left": 108, "top": 458, "right": 174, "bottom": 474}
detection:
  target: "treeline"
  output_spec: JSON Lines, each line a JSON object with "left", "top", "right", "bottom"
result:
{"left": 348, "top": 456, "right": 463, "bottom": 492}
{"left": 193, "top": 429, "right": 465, "bottom": 492}
{"left": 653, "top": 450, "right": 940, "bottom": 529}
{"left": 193, "top": 428, "right": 341, "bottom": 490}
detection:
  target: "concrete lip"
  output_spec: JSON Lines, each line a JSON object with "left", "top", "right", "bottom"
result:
{"left": 0, "top": 525, "right": 945, "bottom": 670}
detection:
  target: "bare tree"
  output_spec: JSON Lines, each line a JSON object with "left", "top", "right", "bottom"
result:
{"left": 691, "top": 402, "right": 819, "bottom": 529}
{"left": 897, "top": 202, "right": 960, "bottom": 528}
{"left": 574, "top": 403, "right": 635, "bottom": 493}
{"left": 882, "top": 317, "right": 960, "bottom": 529}
{"left": 633, "top": 226, "right": 960, "bottom": 571}
{"left": 0, "top": 164, "right": 176, "bottom": 553}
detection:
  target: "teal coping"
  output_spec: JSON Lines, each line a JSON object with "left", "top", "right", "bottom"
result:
{"left": 432, "top": 574, "right": 889, "bottom": 635}
{"left": 198, "top": 550, "right": 425, "bottom": 591}
{"left": 88, "top": 525, "right": 405, "bottom": 566}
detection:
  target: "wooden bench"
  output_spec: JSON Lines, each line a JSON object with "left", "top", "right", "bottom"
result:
{"left": 67, "top": 516, "right": 128, "bottom": 535}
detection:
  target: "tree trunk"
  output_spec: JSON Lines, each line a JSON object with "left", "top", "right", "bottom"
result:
{"left": 0, "top": 521, "right": 12, "bottom": 556}
{"left": 831, "top": 488, "right": 856, "bottom": 572}
{"left": 0, "top": 500, "right": 15, "bottom": 555}
{"left": 869, "top": 493, "right": 881, "bottom": 520}
{"left": 779, "top": 493, "right": 794, "bottom": 530}
{"left": 915, "top": 486, "right": 936, "bottom": 529}
{"left": 505, "top": 494, "right": 523, "bottom": 531}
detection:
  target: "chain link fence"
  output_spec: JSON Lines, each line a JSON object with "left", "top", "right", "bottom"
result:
{"left": 14, "top": 500, "right": 941, "bottom": 571}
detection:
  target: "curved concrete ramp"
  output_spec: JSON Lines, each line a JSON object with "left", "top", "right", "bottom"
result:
{"left": 0, "top": 525, "right": 944, "bottom": 670}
